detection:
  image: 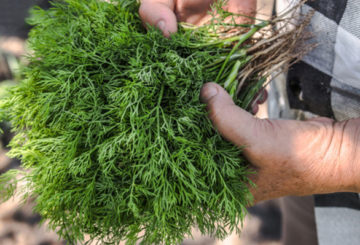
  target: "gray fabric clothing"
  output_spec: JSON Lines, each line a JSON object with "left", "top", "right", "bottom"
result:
{"left": 280, "top": 196, "right": 318, "bottom": 245}
{"left": 301, "top": 0, "right": 360, "bottom": 121}
{"left": 273, "top": 1, "right": 360, "bottom": 244}
{"left": 295, "top": 3, "right": 360, "bottom": 244}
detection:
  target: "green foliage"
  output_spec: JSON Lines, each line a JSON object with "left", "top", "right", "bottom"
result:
{"left": 0, "top": 0, "right": 265, "bottom": 244}
{"left": 0, "top": 169, "right": 19, "bottom": 202}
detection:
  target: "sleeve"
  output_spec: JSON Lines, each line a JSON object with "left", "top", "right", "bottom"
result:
{"left": 285, "top": 0, "right": 360, "bottom": 121}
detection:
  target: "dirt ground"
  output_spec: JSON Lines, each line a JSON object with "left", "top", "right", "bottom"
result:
{"left": 0, "top": 1, "right": 282, "bottom": 244}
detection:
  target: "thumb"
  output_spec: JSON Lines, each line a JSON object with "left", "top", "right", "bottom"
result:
{"left": 139, "top": 0, "right": 178, "bottom": 37}
{"left": 200, "top": 82, "right": 259, "bottom": 147}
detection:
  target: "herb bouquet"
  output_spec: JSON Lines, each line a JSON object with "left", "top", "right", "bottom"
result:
{"left": 0, "top": 0, "right": 310, "bottom": 244}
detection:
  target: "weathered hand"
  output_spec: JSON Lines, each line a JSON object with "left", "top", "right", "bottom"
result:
{"left": 200, "top": 82, "right": 360, "bottom": 204}
{"left": 139, "top": 0, "right": 257, "bottom": 36}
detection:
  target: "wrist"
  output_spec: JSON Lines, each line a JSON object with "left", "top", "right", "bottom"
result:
{"left": 338, "top": 119, "right": 360, "bottom": 192}
{"left": 326, "top": 119, "right": 360, "bottom": 193}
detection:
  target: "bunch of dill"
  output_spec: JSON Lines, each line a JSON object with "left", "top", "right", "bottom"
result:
{"left": 0, "top": 0, "right": 272, "bottom": 244}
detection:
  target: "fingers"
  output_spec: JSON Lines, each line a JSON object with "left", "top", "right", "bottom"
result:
{"left": 256, "top": 89, "right": 268, "bottom": 104}
{"left": 139, "top": 0, "right": 177, "bottom": 37}
{"left": 250, "top": 89, "right": 268, "bottom": 114}
{"left": 227, "top": 0, "right": 257, "bottom": 16}
{"left": 251, "top": 103, "right": 259, "bottom": 115}
{"left": 176, "top": 0, "right": 214, "bottom": 24}
{"left": 200, "top": 82, "right": 258, "bottom": 147}
{"left": 226, "top": 0, "right": 257, "bottom": 24}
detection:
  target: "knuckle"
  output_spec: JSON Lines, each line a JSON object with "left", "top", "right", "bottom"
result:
{"left": 138, "top": 3, "right": 147, "bottom": 19}
{"left": 207, "top": 101, "right": 222, "bottom": 123}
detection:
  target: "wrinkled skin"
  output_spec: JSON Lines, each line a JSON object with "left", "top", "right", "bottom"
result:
{"left": 139, "top": 0, "right": 360, "bottom": 204}
{"left": 200, "top": 83, "right": 360, "bottom": 203}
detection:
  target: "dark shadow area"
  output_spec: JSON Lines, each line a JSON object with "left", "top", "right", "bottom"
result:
{"left": 0, "top": 0, "right": 51, "bottom": 38}
{"left": 248, "top": 200, "right": 282, "bottom": 242}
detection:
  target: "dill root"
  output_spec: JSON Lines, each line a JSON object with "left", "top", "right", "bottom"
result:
{"left": 0, "top": 0, "right": 311, "bottom": 244}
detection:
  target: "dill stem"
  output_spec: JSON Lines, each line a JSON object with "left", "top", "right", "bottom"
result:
{"left": 239, "top": 77, "right": 266, "bottom": 109}
{"left": 215, "top": 22, "right": 266, "bottom": 83}
{"left": 156, "top": 84, "right": 165, "bottom": 139}
{"left": 204, "top": 49, "right": 246, "bottom": 69}
{"left": 224, "top": 60, "right": 241, "bottom": 90}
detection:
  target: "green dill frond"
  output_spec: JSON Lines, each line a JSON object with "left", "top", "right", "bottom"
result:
{"left": 0, "top": 169, "right": 20, "bottom": 202}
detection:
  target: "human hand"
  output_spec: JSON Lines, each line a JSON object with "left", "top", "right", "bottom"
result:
{"left": 139, "top": 0, "right": 257, "bottom": 37}
{"left": 200, "top": 82, "right": 360, "bottom": 204}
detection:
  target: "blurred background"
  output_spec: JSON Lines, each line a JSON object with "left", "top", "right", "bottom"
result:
{"left": 0, "top": 0, "right": 282, "bottom": 244}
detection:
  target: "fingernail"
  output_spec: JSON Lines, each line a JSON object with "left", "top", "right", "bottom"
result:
{"left": 156, "top": 20, "right": 166, "bottom": 32}
{"left": 201, "top": 84, "right": 218, "bottom": 103}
